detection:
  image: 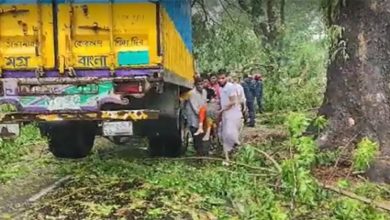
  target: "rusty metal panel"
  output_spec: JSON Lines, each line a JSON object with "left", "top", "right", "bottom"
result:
{"left": 0, "top": 1, "right": 55, "bottom": 71}
{"left": 57, "top": 2, "right": 160, "bottom": 71}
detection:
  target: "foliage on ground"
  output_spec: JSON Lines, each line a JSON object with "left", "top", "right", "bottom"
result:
{"left": 8, "top": 114, "right": 389, "bottom": 219}
{"left": 0, "top": 124, "right": 47, "bottom": 183}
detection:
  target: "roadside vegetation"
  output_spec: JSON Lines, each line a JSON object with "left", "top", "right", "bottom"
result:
{"left": 0, "top": 125, "right": 47, "bottom": 183}
{"left": 2, "top": 113, "right": 390, "bottom": 219}
{"left": 1, "top": 0, "right": 390, "bottom": 219}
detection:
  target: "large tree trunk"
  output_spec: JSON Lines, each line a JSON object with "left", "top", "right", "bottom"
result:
{"left": 318, "top": 0, "right": 390, "bottom": 183}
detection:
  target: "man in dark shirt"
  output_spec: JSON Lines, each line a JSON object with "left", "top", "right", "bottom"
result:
{"left": 254, "top": 74, "right": 264, "bottom": 113}
{"left": 242, "top": 74, "right": 256, "bottom": 127}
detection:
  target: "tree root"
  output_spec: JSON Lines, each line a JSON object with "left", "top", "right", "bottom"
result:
{"left": 323, "top": 184, "right": 390, "bottom": 212}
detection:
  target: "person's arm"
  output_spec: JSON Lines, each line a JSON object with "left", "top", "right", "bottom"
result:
{"left": 220, "top": 87, "right": 238, "bottom": 113}
{"left": 240, "top": 86, "right": 246, "bottom": 104}
{"left": 251, "top": 83, "right": 258, "bottom": 100}
{"left": 189, "top": 91, "right": 201, "bottom": 116}
{"left": 259, "top": 81, "right": 263, "bottom": 98}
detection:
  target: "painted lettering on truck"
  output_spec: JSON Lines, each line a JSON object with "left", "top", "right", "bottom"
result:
{"left": 0, "top": 0, "right": 195, "bottom": 158}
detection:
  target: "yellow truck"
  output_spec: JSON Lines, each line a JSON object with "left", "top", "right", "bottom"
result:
{"left": 0, "top": 0, "right": 195, "bottom": 158}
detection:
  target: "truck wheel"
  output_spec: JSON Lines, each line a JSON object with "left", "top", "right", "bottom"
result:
{"left": 148, "top": 136, "right": 164, "bottom": 157}
{"left": 148, "top": 113, "right": 187, "bottom": 157}
{"left": 148, "top": 134, "right": 183, "bottom": 157}
{"left": 45, "top": 122, "right": 97, "bottom": 159}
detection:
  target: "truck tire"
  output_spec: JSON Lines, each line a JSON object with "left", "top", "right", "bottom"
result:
{"left": 148, "top": 133, "right": 184, "bottom": 157}
{"left": 44, "top": 122, "right": 97, "bottom": 159}
{"left": 148, "top": 111, "right": 187, "bottom": 157}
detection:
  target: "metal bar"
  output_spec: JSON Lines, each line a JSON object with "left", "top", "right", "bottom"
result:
{"left": 52, "top": 1, "right": 59, "bottom": 68}
{"left": 155, "top": 2, "right": 162, "bottom": 56}
{"left": 13, "top": 76, "right": 162, "bottom": 85}
{"left": 108, "top": 0, "right": 115, "bottom": 73}
{"left": 0, "top": 4, "right": 3, "bottom": 74}
{"left": 36, "top": 0, "right": 44, "bottom": 71}
{"left": 0, "top": 110, "right": 159, "bottom": 123}
{"left": 67, "top": 0, "right": 75, "bottom": 70}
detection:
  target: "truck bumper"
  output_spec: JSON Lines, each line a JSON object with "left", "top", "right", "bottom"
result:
{"left": 0, "top": 110, "right": 159, "bottom": 138}
{"left": 0, "top": 110, "right": 159, "bottom": 123}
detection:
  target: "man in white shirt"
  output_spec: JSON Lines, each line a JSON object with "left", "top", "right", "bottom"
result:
{"left": 231, "top": 75, "right": 246, "bottom": 143}
{"left": 217, "top": 70, "right": 243, "bottom": 162}
{"left": 231, "top": 75, "right": 246, "bottom": 111}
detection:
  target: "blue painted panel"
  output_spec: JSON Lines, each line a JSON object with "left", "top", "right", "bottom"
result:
{"left": 161, "top": 0, "right": 192, "bottom": 52}
{"left": 118, "top": 51, "right": 150, "bottom": 66}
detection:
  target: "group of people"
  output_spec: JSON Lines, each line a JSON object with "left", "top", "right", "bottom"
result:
{"left": 184, "top": 69, "right": 263, "bottom": 161}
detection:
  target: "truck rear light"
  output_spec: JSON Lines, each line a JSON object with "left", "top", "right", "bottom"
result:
{"left": 115, "top": 83, "right": 143, "bottom": 94}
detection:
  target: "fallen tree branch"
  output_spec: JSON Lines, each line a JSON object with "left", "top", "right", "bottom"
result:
{"left": 28, "top": 175, "right": 72, "bottom": 203}
{"left": 323, "top": 184, "right": 390, "bottom": 212}
{"left": 251, "top": 147, "right": 282, "bottom": 173}
{"left": 157, "top": 156, "right": 278, "bottom": 173}
{"left": 261, "top": 108, "right": 318, "bottom": 117}
{"left": 216, "top": 168, "right": 277, "bottom": 177}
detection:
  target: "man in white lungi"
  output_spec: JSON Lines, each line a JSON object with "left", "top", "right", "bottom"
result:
{"left": 231, "top": 75, "right": 246, "bottom": 145}
{"left": 217, "top": 70, "right": 243, "bottom": 161}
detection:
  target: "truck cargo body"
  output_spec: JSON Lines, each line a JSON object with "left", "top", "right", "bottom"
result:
{"left": 0, "top": 0, "right": 194, "bottom": 158}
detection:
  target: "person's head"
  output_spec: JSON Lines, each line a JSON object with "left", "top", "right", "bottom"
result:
{"left": 209, "top": 73, "right": 218, "bottom": 85}
{"left": 254, "top": 74, "right": 261, "bottom": 81}
{"left": 202, "top": 78, "right": 210, "bottom": 88}
{"left": 229, "top": 73, "right": 237, "bottom": 83}
{"left": 194, "top": 76, "right": 203, "bottom": 92}
{"left": 243, "top": 74, "right": 249, "bottom": 79}
{"left": 217, "top": 69, "right": 229, "bottom": 87}
{"left": 251, "top": 69, "right": 262, "bottom": 78}
{"left": 210, "top": 97, "right": 218, "bottom": 103}
{"left": 233, "top": 76, "right": 241, "bottom": 84}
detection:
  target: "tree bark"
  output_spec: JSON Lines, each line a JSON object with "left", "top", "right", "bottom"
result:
{"left": 318, "top": 0, "right": 390, "bottom": 183}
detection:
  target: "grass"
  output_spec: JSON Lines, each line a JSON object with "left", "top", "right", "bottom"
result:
{"left": 0, "top": 124, "right": 48, "bottom": 183}
{"left": 1, "top": 115, "right": 390, "bottom": 219}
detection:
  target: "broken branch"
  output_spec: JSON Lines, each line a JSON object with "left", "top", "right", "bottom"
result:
{"left": 323, "top": 184, "right": 390, "bottom": 212}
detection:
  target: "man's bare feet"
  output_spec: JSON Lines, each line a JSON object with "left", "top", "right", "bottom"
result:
{"left": 223, "top": 151, "right": 231, "bottom": 166}
{"left": 202, "top": 133, "right": 210, "bottom": 141}
{"left": 222, "top": 160, "right": 230, "bottom": 166}
{"left": 194, "top": 127, "right": 204, "bottom": 136}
